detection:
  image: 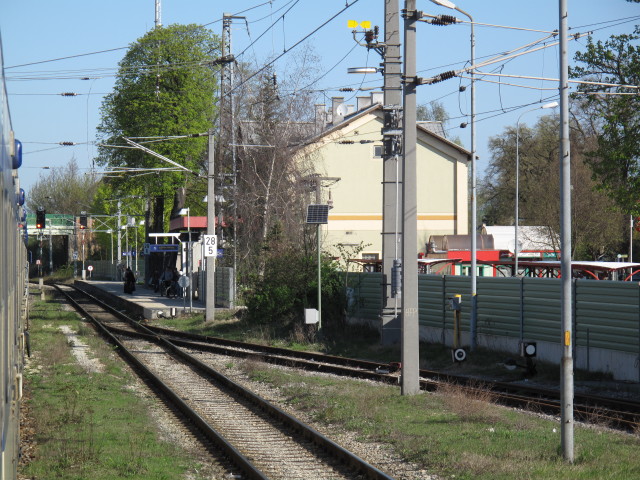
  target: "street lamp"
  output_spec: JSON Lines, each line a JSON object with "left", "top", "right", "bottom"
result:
{"left": 515, "top": 101, "right": 558, "bottom": 275}
{"left": 430, "top": 0, "right": 477, "bottom": 349}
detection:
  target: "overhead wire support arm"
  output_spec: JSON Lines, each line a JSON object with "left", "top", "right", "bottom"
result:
{"left": 123, "top": 137, "right": 200, "bottom": 177}
{"left": 416, "top": 30, "right": 590, "bottom": 86}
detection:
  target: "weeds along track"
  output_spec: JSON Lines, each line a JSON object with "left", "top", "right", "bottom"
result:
{"left": 53, "top": 284, "right": 396, "bottom": 480}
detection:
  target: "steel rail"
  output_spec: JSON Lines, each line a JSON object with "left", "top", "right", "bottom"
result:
{"left": 54, "top": 285, "right": 269, "bottom": 480}
{"left": 57, "top": 284, "right": 397, "bottom": 480}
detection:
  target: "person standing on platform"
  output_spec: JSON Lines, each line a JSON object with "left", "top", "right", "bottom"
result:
{"left": 160, "top": 266, "right": 173, "bottom": 296}
{"left": 124, "top": 267, "right": 136, "bottom": 294}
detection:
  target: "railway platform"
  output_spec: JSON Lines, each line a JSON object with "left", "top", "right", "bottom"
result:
{"left": 75, "top": 280, "right": 207, "bottom": 319}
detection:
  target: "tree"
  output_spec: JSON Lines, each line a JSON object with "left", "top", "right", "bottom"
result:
{"left": 417, "top": 100, "right": 462, "bottom": 144}
{"left": 27, "top": 157, "right": 99, "bottom": 214}
{"left": 571, "top": 20, "right": 640, "bottom": 215}
{"left": 480, "top": 113, "right": 627, "bottom": 259}
{"left": 96, "top": 24, "right": 220, "bottom": 228}
{"left": 222, "top": 50, "right": 320, "bottom": 281}
{"left": 417, "top": 100, "right": 449, "bottom": 123}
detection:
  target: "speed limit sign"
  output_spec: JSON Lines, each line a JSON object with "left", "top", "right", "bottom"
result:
{"left": 203, "top": 235, "right": 218, "bottom": 257}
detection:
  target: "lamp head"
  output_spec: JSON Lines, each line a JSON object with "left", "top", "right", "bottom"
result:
{"left": 542, "top": 101, "right": 559, "bottom": 109}
{"left": 348, "top": 67, "right": 379, "bottom": 74}
{"left": 431, "top": 0, "right": 457, "bottom": 9}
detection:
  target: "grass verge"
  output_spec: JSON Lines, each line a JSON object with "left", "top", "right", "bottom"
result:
{"left": 21, "top": 289, "right": 206, "bottom": 480}
{"left": 240, "top": 361, "right": 640, "bottom": 480}
{"left": 155, "top": 311, "right": 640, "bottom": 478}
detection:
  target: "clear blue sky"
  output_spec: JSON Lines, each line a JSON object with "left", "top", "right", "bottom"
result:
{"left": 1, "top": 0, "right": 638, "bottom": 200}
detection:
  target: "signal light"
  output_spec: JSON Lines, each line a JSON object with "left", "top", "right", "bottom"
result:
{"left": 347, "top": 20, "right": 371, "bottom": 29}
{"left": 79, "top": 214, "right": 87, "bottom": 229}
{"left": 36, "top": 208, "right": 46, "bottom": 229}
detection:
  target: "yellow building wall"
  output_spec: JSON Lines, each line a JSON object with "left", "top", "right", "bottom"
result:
{"left": 302, "top": 111, "right": 468, "bottom": 258}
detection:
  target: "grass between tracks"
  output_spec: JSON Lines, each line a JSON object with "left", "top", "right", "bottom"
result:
{"left": 158, "top": 311, "right": 640, "bottom": 480}
{"left": 20, "top": 290, "right": 207, "bottom": 480}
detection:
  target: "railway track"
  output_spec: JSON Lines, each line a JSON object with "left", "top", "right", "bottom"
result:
{"left": 63, "top": 283, "right": 640, "bottom": 433}
{"left": 54, "top": 283, "right": 398, "bottom": 480}
{"left": 75, "top": 281, "right": 640, "bottom": 433}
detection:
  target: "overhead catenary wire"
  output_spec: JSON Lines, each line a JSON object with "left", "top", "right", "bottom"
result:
{"left": 225, "top": 0, "right": 362, "bottom": 98}
{"left": 474, "top": 71, "right": 640, "bottom": 90}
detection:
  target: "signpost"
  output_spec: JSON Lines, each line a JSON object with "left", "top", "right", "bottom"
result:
{"left": 148, "top": 244, "right": 180, "bottom": 253}
{"left": 203, "top": 235, "right": 217, "bottom": 257}
{"left": 178, "top": 275, "right": 191, "bottom": 313}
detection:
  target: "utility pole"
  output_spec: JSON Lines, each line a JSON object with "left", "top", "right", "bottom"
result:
{"left": 559, "top": 0, "right": 574, "bottom": 463}
{"left": 381, "top": 0, "right": 403, "bottom": 345}
{"left": 48, "top": 219, "right": 53, "bottom": 274}
{"left": 206, "top": 132, "right": 216, "bottom": 322}
{"left": 117, "top": 200, "right": 122, "bottom": 278}
{"left": 401, "top": 0, "right": 420, "bottom": 395}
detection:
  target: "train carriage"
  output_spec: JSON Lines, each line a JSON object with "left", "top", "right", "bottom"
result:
{"left": 0, "top": 31, "right": 28, "bottom": 480}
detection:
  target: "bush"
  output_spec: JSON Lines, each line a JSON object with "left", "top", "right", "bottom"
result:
{"left": 245, "top": 246, "right": 345, "bottom": 330}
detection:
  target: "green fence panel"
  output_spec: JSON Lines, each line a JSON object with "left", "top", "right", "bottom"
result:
{"left": 520, "top": 277, "right": 562, "bottom": 343}
{"left": 477, "top": 277, "right": 521, "bottom": 337}
{"left": 443, "top": 275, "right": 472, "bottom": 331}
{"left": 419, "top": 274, "right": 446, "bottom": 328}
{"left": 575, "top": 279, "right": 640, "bottom": 353}
{"left": 348, "top": 271, "right": 640, "bottom": 355}
{"left": 346, "top": 272, "right": 383, "bottom": 320}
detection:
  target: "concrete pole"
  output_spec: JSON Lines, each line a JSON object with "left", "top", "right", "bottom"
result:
{"left": 401, "top": 0, "right": 420, "bottom": 395}
{"left": 188, "top": 210, "right": 192, "bottom": 312}
{"left": 559, "top": 0, "right": 574, "bottom": 463}
{"left": 515, "top": 120, "right": 521, "bottom": 278}
{"left": 381, "top": 0, "right": 403, "bottom": 345}
{"left": 73, "top": 223, "right": 78, "bottom": 278}
{"left": 110, "top": 230, "right": 114, "bottom": 279}
{"left": 116, "top": 200, "right": 122, "bottom": 272}
{"left": 466, "top": 8, "right": 478, "bottom": 352}
{"left": 82, "top": 230, "right": 86, "bottom": 280}
{"left": 206, "top": 132, "right": 216, "bottom": 322}
{"left": 155, "top": 0, "right": 162, "bottom": 28}
{"left": 48, "top": 219, "right": 53, "bottom": 274}
{"left": 315, "top": 182, "right": 323, "bottom": 333}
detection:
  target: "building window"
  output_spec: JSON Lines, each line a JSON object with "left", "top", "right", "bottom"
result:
{"left": 373, "top": 145, "right": 383, "bottom": 158}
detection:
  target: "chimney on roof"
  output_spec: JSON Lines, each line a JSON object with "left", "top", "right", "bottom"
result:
{"left": 357, "top": 96, "right": 372, "bottom": 111}
{"left": 315, "top": 104, "right": 327, "bottom": 133}
{"left": 370, "top": 91, "right": 383, "bottom": 105}
{"left": 331, "top": 97, "right": 345, "bottom": 124}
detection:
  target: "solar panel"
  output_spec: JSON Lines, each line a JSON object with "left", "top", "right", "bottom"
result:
{"left": 306, "top": 204, "right": 329, "bottom": 224}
